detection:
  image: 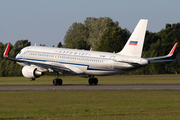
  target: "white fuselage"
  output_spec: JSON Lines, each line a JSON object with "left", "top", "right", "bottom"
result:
{"left": 16, "top": 46, "right": 149, "bottom": 76}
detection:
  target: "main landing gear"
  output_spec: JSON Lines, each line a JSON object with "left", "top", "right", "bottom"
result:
{"left": 52, "top": 71, "right": 98, "bottom": 86}
{"left": 53, "top": 79, "right": 62, "bottom": 86}
{"left": 53, "top": 71, "right": 63, "bottom": 86}
{"left": 88, "top": 77, "right": 98, "bottom": 85}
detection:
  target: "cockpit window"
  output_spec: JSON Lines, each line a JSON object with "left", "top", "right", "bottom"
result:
{"left": 18, "top": 51, "right": 21, "bottom": 54}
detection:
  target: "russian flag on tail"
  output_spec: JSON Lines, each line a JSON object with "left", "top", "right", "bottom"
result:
{"left": 129, "top": 41, "right": 138, "bottom": 45}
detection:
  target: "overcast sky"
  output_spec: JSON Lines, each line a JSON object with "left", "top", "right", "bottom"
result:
{"left": 0, "top": 0, "right": 180, "bottom": 47}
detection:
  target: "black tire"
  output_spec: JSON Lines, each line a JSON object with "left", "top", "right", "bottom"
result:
{"left": 88, "top": 78, "right": 94, "bottom": 85}
{"left": 94, "top": 78, "right": 98, "bottom": 85}
{"left": 57, "top": 79, "right": 63, "bottom": 85}
{"left": 53, "top": 79, "right": 57, "bottom": 86}
{"left": 31, "top": 78, "right": 35, "bottom": 81}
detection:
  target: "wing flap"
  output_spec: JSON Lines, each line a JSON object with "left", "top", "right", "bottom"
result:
{"left": 65, "top": 65, "right": 85, "bottom": 74}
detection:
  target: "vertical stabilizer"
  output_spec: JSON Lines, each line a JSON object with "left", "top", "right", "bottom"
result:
{"left": 117, "top": 19, "right": 148, "bottom": 57}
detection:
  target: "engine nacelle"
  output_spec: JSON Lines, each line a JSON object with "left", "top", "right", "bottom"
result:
{"left": 22, "top": 66, "right": 44, "bottom": 79}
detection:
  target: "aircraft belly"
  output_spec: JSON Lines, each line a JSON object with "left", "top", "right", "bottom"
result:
{"left": 86, "top": 70, "right": 121, "bottom": 76}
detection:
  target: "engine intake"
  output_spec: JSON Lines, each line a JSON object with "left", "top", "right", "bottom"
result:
{"left": 22, "top": 66, "right": 44, "bottom": 79}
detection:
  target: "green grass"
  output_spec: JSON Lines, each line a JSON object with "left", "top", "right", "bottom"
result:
{"left": 0, "top": 91, "right": 180, "bottom": 120}
{"left": 0, "top": 74, "right": 180, "bottom": 85}
{"left": 1, "top": 75, "right": 180, "bottom": 119}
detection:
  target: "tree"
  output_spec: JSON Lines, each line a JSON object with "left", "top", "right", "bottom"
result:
{"left": 63, "top": 22, "right": 89, "bottom": 49}
{"left": 131, "top": 22, "right": 180, "bottom": 75}
{"left": 63, "top": 17, "right": 119, "bottom": 50}
{"left": 57, "top": 42, "right": 63, "bottom": 48}
{"left": 76, "top": 39, "right": 90, "bottom": 50}
{"left": 97, "top": 27, "right": 130, "bottom": 52}
{"left": 40, "top": 44, "right": 46, "bottom": 46}
{"left": 9, "top": 40, "right": 31, "bottom": 58}
{"left": 86, "top": 17, "right": 119, "bottom": 50}
{"left": 0, "top": 40, "right": 31, "bottom": 76}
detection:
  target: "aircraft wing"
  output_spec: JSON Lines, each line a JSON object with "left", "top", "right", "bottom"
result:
{"left": 3, "top": 43, "right": 24, "bottom": 62}
{"left": 145, "top": 42, "right": 178, "bottom": 63}
{"left": 8, "top": 57, "right": 71, "bottom": 73}
{"left": 23, "top": 60, "right": 71, "bottom": 72}
{"left": 3, "top": 43, "right": 71, "bottom": 73}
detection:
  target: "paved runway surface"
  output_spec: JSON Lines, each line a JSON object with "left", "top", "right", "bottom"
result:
{"left": 0, "top": 84, "right": 180, "bottom": 91}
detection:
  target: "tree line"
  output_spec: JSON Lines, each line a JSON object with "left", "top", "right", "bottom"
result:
{"left": 0, "top": 17, "right": 180, "bottom": 76}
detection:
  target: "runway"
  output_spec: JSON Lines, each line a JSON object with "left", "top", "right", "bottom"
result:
{"left": 0, "top": 84, "right": 180, "bottom": 91}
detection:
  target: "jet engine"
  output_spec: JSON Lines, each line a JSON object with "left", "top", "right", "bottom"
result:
{"left": 22, "top": 66, "right": 44, "bottom": 80}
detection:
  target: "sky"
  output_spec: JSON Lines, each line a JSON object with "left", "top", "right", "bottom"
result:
{"left": 0, "top": 0, "right": 180, "bottom": 47}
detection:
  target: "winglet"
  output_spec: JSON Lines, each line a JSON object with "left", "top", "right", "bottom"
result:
{"left": 145, "top": 42, "right": 178, "bottom": 62}
{"left": 168, "top": 42, "right": 178, "bottom": 56}
{"left": 3, "top": 42, "right": 11, "bottom": 57}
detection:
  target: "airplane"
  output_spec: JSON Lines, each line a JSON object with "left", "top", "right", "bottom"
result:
{"left": 3, "top": 19, "right": 178, "bottom": 86}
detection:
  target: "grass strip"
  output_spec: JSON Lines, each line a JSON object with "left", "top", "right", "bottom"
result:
{"left": 0, "top": 91, "right": 180, "bottom": 119}
{"left": 0, "top": 75, "right": 180, "bottom": 85}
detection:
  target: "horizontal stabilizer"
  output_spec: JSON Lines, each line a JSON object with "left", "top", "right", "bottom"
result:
{"left": 146, "top": 42, "right": 178, "bottom": 61}
{"left": 149, "top": 59, "right": 174, "bottom": 63}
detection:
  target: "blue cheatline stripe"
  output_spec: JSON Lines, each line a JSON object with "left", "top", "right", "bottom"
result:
{"left": 130, "top": 41, "right": 138, "bottom": 43}
{"left": 16, "top": 58, "right": 114, "bottom": 71}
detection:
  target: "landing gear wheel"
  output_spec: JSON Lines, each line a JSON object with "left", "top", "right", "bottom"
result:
{"left": 88, "top": 78, "right": 98, "bottom": 85}
{"left": 53, "top": 79, "right": 63, "bottom": 86}
{"left": 30, "top": 78, "right": 35, "bottom": 81}
{"left": 57, "top": 79, "right": 62, "bottom": 85}
{"left": 88, "top": 78, "right": 93, "bottom": 85}
{"left": 94, "top": 78, "right": 98, "bottom": 85}
{"left": 53, "top": 79, "right": 57, "bottom": 86}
